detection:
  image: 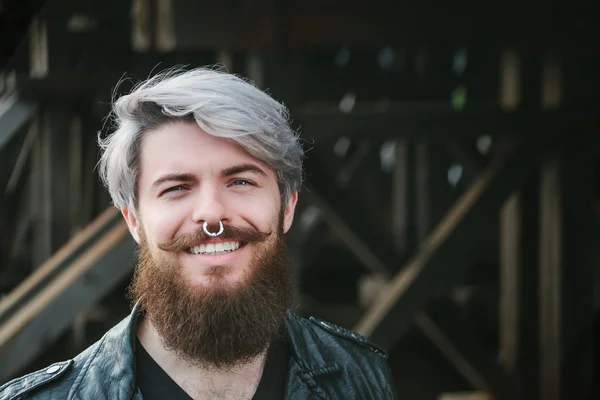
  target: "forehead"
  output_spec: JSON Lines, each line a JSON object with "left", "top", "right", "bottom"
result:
{"left": 138, "top": 121, "right": 273, "bottom": 180}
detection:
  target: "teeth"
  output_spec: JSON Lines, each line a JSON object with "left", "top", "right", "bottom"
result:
{"left": 188, "top": 241, "right": 240, "bottom": 255}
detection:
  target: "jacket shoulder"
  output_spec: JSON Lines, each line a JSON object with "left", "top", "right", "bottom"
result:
{"left": 0, "top": 360, "right": 74, "bottom": 400}
{"left": 308, "top": 316, "right": 388, "bottom": 359}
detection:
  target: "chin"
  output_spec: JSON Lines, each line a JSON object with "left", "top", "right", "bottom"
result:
{"left": 183, "top": 264, "right": 249, "bottom": 289}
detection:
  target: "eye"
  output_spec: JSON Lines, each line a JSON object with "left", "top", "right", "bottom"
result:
{"left": 161, "top": 185, "right": 186, "bottom": 195}
{"left": 231, "top": 179, "right": 254, "bottom": 187}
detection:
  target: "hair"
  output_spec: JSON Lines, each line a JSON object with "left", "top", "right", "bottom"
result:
{"left": 97, "top": 66, "right": 304, "bottom": 213}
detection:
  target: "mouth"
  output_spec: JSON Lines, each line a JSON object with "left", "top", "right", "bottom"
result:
{"left": 186, "top": 241, "right": 244, "bottom": 256}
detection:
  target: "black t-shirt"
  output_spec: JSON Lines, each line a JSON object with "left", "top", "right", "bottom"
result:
{"left": 135, "top": 337, "right": 289, "bottom": 400}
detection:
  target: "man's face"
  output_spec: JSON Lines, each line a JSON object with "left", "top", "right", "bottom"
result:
{"left": 123, "top": 121, "right": 297, "bottom": 288}
{"left": 121, "top": 121, "right": 298, "bottom": 369}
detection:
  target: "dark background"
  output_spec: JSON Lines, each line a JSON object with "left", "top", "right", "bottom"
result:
{"left": 1, "top": 1, "right": 599, "bottom": 399}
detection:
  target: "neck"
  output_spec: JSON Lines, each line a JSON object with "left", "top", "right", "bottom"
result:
{"left": 136, "top": 315, "right": 269, "bottom": 400}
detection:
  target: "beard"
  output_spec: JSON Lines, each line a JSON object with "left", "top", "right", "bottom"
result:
{"left": 128, "top": 215, "right": 295, "bottom": 371}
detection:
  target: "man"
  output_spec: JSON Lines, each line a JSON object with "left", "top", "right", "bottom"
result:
{"left": 0, "top": 67, "right": 396, "bottom": 399}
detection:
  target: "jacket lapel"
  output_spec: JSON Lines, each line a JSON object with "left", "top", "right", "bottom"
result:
{"left": 283, "top": 310, "right": 344, "bottom": 400}
{"left": 67, "top": 304, "right": 142, "bottom": 400}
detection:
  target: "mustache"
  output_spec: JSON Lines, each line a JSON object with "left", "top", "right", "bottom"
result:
{"left": 157, "top": 224, "right": 271, "bottom": 253}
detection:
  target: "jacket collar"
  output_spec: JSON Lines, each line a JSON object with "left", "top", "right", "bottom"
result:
{"left": 283, "top": 309, "right": 342, "bottom": 374}
{"left": 68, "top": 303, "right": 142, "bottom": 400}
{"left": 69, "top": 305, "right": 342, "bottom": 399}
{"left": 283, "top": 310, "right": 344, "bottom": 399}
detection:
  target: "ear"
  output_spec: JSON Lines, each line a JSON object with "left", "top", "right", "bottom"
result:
{"left": 121, "top": 207, "right": 141, "bottom": 244}
{"left": 282, "top": 191, "right": 298, "bottom": 234}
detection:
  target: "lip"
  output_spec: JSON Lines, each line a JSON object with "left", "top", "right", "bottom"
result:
{"left": 182, "top": 243, "right": 247, "bottom": 267}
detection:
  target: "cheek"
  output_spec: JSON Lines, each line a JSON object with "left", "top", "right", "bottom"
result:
{"left": 233, "top": 194, "right": 280, "bottom": 231}
{"left": 140, "top": 201, "right": 191, "bottom": 244}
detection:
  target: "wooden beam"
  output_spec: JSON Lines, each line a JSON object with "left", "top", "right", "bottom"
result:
{"left": 498, "top": 191, "right": 521, "bottom": 372}
{"left": 392, "top": 140, "right": 410, "bottom": 255}
{"left": 0, "top": 207, "right": 120, "bottom": 325}
{"left": 302, "top": 151, "right": 403, "bottom": 278}
{"left": 497, "top": 48, "right": 522, "bottom": 377}
{"left": 497, "top": 47, "right": 544, "bottom": 400}
{"left": 30, "top": 113, "right": 50, "bottom": 268}
{"left": 354, "top": 139, "right": 547, "bottom": 351}
{"left": 42, "top": 106, "right": 75, "bottom": 253}
{"left": 169, "top": 6, "right": 599, "bottom": 50}
{"left": 417, "top": 299, "right": 515, "bottom": 399}
{"left": 303, "top": 147, "right": 516, "bottom": 397}
{"left": 539, "top": 157, "right": 561, "bottom": 400}
{"left": 414, "top": 141, "right": 430, "bottom": 245}
{"left": 0, "top": 210, "right": 134, "bottom": 382}
{"left": 537, "top": 52, "right": 595, "bottom": 400}
{"left": 0, "top": 92, "right": 36, "bottom": 151}
{"left": 294, "top": 106, "right": 596, "bottom": 143}
{"left": 498, "top": 176, "right": 541, "bottom": 400}
{"left": 539, "top": 144, "right": 595, "bottom": 400}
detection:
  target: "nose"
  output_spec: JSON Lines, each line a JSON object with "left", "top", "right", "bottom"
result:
{"left": 191, "top": 183, "right": 229, "bottom": 227}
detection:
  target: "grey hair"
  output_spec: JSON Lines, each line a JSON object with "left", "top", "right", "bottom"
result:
{"left": 97, "top": 66, "right": 304, "bottom": 213}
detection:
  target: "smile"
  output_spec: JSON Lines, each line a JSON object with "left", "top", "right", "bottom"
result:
{"left": 186, "top": 241, "right": 241, "bottom": 255}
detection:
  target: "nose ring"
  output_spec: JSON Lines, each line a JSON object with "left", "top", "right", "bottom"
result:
{"left": 203, "top": 221, "right": 224, "bottom": 237}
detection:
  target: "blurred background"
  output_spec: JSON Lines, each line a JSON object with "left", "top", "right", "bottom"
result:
{"left": 0, "top": 1, "right": 599, "bottom": 399}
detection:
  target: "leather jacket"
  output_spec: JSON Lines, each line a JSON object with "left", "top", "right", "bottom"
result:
{"left": 1, "top": 304, "right": 397, "bottom": 399}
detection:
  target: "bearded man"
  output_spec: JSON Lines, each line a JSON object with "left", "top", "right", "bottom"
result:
{"left": 0, "top": 68, "right": 396, "bottom": 399}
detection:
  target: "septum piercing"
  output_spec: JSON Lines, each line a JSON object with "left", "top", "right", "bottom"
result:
{"left": 203, "top": 221, "right": 224, "bottom": 237}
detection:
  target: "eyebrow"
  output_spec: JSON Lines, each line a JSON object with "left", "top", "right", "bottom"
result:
{"left": 151, "top": 164, "right": 267, "bottom": 189}
{"left": 152, "top": 173, "right": 196, "bottom": 189}
{"left": 221, "top": 163, "right": 267, "bottom": 178}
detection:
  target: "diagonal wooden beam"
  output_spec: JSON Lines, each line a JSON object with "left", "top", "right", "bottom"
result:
{"left": 417, "top": 299, "right": 515, "bottom": 399}
{"left": 301, "top": 146, "right": 517, "bottom": 398}
{"left": 302, "top": 148, "right": 403, "bottom": 278}
{"left": 0, "top": 208, "right": 135, "bottom": 382}
{"left": 354, "top": 139, "right": 547, "bottom": 351}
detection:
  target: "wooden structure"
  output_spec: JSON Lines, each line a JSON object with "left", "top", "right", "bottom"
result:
{"left": 0, "top": 1, "right": 599, "bottom": 399}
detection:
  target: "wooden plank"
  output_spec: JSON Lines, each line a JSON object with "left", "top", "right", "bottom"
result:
{"left": 294, "top": 106, "right": 595, "bottom": 142}
{"left": 69, "top": 115, "right": 82, "bottom": 235}
{"left": 498, "top": 175, "right": 541, "bottom": 400}
{"left": 0, "top": 220, "right": 134, "bottom": 382}
{"left": 392, "top": 140, "right": 409, "bottom": 255}
{"left": 539, "top": 144, "right": 595, "bottom": 400}
{"left": 302, "top": 150, "right": 403, "bottom": 278}
{"left": 539, "top": 157, "right": 561, "bottom": 400}
{"left": 414, "top": 141, "right": 430, "bottom": 245}
{"left": 418, "top": 299, "right": 515, "bottom": 399}
{"left": 30, "top": 113, "right": 50, "bottom": 268}
{"left": 303, "top": 146, "right": 516, "bottom": 397}
{"left": 0, "top": 92, "right": 36, "bottom": 150}
{"left": 169, "top": 5, "right": 599, "bottom": 50}
{"left": 497, "top": 47, "right": 542, "bottom": 400}
{"left": 497, "top": 48, "right": 524, "bottom": 396}
{"left": 354, "top": 139, "right": 547, "bottom": 351}
{"left": 498, "top": 192, "right": 521, "bottom": 372}
{"left": 44, "top": 107, "right": 75, "bottom": 251}
{"left": 537, "top": 53, "right": 595, "bottom": 400}
{"left": 0, "top": 207, "right": 119, "bottom": 324}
